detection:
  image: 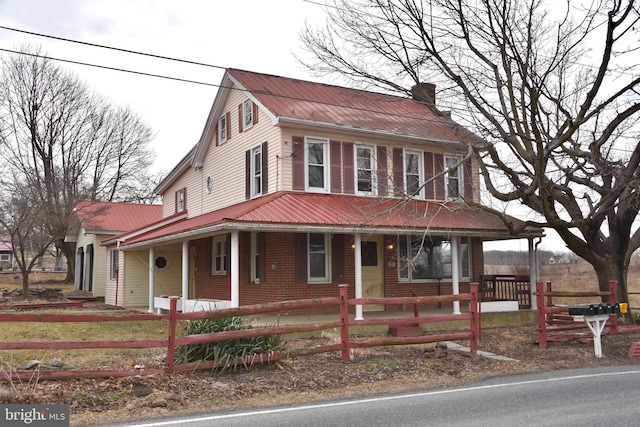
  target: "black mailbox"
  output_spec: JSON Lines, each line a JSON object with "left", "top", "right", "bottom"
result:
{"left": 568, "top": 303, "right": 620, "bottom": 316}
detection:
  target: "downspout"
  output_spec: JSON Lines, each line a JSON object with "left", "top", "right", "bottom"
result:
{"left": 115, "top": 239, "right": 120, "bottom": 307}
{"left": 529, "top": 237, "right": 542, "bottom": 310}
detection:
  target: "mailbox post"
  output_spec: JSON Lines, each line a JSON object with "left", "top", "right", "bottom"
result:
{"left": 568, "top": 303, "right": 622, "bottom": 358}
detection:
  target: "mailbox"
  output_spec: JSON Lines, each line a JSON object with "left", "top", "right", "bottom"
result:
{"left": 568, "top": 303, "right": 619, "bottom": 316}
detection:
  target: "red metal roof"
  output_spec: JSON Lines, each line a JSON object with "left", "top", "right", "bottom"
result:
{"left": 118, "top": 192, "right": 538, "bottom": 248}
{"left": 75, "top": 201, "right": 162, "bottom": 233}
{"left": 227, "top": 69, "right": 481, "bottom": 144}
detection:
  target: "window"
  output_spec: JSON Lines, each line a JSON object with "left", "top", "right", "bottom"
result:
{"left": 398, "top": 235, "right": 469, "bottom": 281}
{"left": 109, "top": 249, "right": 118, "bottom": 280}
{"left": 445, "top": 155, "right": 462, "bottom": 199}
{"left": 205, "top": 176, "right": 213, "bottom": 193}
{"left": 155, "top": 254, "right": 170, "bottom": 270}
{"left": 356, "top": 144, "right": 376, "bottom": 195}
{"left": 243, "top": 99, "right": 254, "bottom": 130}
{"left": 308, "top": 233, "right": 330, "bottom": 282}
{"left": 305, "top": 137, "right": 329, "bottom": 192}
{"left": 176, "top": 188, "right": 186, "bottom": 213}
{"left": 405, "top": 150, "right": 423, "bottom": 198}
{"left": 219, "top": 115, "right": 227, "bottom": 144}
{"left": 0, "top": 254, "right": 9, "bottom": 261}
{"left": 251, "top": 145, "right": 262, "bottom": 198}
{"left": 212, "top": 236, "right": 227, "bottom": 275}
{"left": 251, "top": 232, "right": 262, "bottom": 283}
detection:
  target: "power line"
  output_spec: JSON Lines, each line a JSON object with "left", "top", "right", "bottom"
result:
{"left": 0, "top": 24, "right": 226, "bottom": 71}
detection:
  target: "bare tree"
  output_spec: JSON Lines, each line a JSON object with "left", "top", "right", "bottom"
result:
{"left": 0, "top": 178, "right": 56, "bottom": 295}
{"left": 298, "top": 0, "right": 640, "bottom": 303}
{"left": 0, "top": 45, "right": 157, "bottom": 286}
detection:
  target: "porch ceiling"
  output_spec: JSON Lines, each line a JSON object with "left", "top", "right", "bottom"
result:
{"left": 115, "top": 191, "right": 541, "bottom": 250}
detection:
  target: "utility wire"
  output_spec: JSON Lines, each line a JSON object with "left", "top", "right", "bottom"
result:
{"left": 0, "top": 24, "right": 226, "bottom": 71}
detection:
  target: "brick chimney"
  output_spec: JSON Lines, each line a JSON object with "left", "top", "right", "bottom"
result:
{"left": 411, "top": 82, "right": 436, "bottom": 106}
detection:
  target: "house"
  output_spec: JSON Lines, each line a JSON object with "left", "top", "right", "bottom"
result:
{"left": 66, "top": 201, "right": 162, "bottom": 299}
{"left": 104, "top": 69, "right": 542, "bottom": 314}
{"left": 0, "top": 238, "right": 12, "bottom": 270}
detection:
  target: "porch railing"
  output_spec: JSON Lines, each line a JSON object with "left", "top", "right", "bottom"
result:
{"left": 480, "top": 275, "right": 531, "bottom": 309}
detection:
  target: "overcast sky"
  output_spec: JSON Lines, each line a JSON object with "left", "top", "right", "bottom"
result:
{"left": 0, "top": 0, "right": 566, "bottom": 252}
{"left": 0, "top": 0, "right": 325, "bottom": 173}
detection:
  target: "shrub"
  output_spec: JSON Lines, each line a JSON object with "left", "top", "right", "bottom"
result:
{"left": 175, "top": 317, "right": 286, "bottom": 372}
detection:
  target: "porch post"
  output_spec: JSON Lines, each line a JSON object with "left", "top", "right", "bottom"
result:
{"left": 354, "top": 233, "right": 363, "bottom": 320}
{"left": 148, "top": 247, "right": 155, "bottom": 313}
{"left": 182, "top": 241, "right": 189, "bottom": 310}
{"left": 451, "top": 236, "right": 461, "bottom": 314}
{"left": 231, "top": 230, "right": 239, "bottom": 307}
{"left": 529, "top": 238, "right": 537, "bottom": 310}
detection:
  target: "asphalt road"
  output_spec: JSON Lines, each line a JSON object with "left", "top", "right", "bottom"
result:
{"left": 96, "top": 366, "right": 640, "bottom": 427}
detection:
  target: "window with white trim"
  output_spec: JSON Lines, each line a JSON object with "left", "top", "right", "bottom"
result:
{"left": 176, "top": 188, "right": 186, "bottom": 213}
{"left": 405, "top": 150, "right": 423, "bottom": 198}
{"left": 308, "top": 233, "right": 330, "bottom": 282}
{"left": 219, "top": 115, "right": 227, "bottom": 144}
{"left": 251, "top": 232, "right": 262, "bottom": 283}
{"left": 212, "top": 236, "right": 227, "bottom": 275}
{"left": 445, "top": 155, "right": 463, "bottom": 199}
{"left": 109, "top": 249, "right": 118, "bottom": 280}
{"left": 305, "top": 137, "right": 329, "bottom": 192}
{"left": 398, "top": 235, "right": 470, "bottom": 281}
{"left": 251, "top": 145, "right": 262, "bottom": 198}
{"left": 243, "top": 99, "right": 254, "bottom": 130}
{"left": 356, "top": 144, "right": 376, "bottom": 195}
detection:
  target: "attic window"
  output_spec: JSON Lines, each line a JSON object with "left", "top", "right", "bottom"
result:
{"left": 219, "top": 115, "right": 228, "bottom": 144}
{"left": 206, "top": 176, "right": 213, "bottom": 193}
{"left": 243, "top": 99, "right": 253, "bottom": 130}
{"left": 176, "top": 188, "right": 186, "bottom": 213}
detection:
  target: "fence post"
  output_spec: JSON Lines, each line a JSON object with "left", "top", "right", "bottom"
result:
{"left": 536, "top": 281, "right": 547, "bottom": 349}
{"left": 339, "top": 284, "right": 351, "bottom": 362}
{"left": 167, "top": 297, "right": 178, "bottom": 373}
{"left": 469, "top": 283, "right": 478, "bottom": 352}
{"left": 610, "top": 280, "right": 618, "bottom": 335}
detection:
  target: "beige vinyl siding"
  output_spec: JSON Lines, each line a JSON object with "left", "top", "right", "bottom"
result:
{"left": 161, "top": 166, "right": 202, "bottom": 218}
{"left": 119, "top": 250, "right": 183, "bottom": 308}
{"left": 104, "top": 244, "right": 121, "bottom": 306}
{"left": 75, "top": 229, "right": 110, "bottom": 297}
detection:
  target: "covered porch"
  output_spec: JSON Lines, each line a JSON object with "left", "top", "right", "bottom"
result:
{"left": 112, "top": 192, "right": 543, "bottom": 315}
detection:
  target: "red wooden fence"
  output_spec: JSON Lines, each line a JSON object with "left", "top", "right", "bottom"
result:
{"left": 535, "top": 280, "right": 618, "bottom": 348}
{"left": 0, "top": 284, "right": 479, "bottom": 380}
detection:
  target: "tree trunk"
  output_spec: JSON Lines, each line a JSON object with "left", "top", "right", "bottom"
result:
{"left": 21, "top": 270, "right": 29, "bottom": 297}
{"left": 60, "top": 240, "right": 75, "bottom": 284}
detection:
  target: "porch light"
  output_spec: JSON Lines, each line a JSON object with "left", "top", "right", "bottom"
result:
{"left": 387, "top": 243, "right": 394, "bottom": 250}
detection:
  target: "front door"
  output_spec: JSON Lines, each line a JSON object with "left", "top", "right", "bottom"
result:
{"left": 361, "top": 236, "right": 384, "bottom": 311}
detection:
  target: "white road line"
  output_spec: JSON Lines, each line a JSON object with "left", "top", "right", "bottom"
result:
{"left": 120, "top": 368, "right": 640, "bottom": 427}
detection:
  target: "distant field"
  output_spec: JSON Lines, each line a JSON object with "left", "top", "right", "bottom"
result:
{"left": 486, "top": 260, "right": 640, "bottom": 307}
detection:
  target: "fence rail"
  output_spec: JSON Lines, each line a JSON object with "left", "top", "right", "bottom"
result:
{"left": 0, "top": 284, "right": 479, "bottom": 380}
{"left": 535, "top": 280, "right": 618, "bottom": 348}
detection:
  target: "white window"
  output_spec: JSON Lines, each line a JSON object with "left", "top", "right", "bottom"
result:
{"left": 251, "top": 145, "right": 262, "bottom": 198}
{"left": 212, "top": 236, "right": 227, "bottom": 275}
{"left": 109, "top": 249, "right": 118, "bottom": 280}
{"left": 219, "top": 115, "right": 227, "bottom": 144}
{"left": 356, "top": 144, "right": 376, "bottom": 195}
{"left": 445, "top": 155, "right": 463, "bottom": 199}
{"left": 0, "top": 254, "right": 9, "bottom": 261}
{"left": 405, "top": 150, "right": 423, "bottom": 198}
{"left": 305, "top": 137, "right": 329, "bottom": 192}
{"left": 176, "top": 188, "right": 186, "bottom": 212}
{"left": 308, "top": 233, "right": 330, "bottom": 282}
{"left": 243, "top": 99, "right": 254, "bottom": 130}
{"left": 251, "top": 232, "right": 262, "bottom": 283}
{"left": 398, "top": 235, "right": 470, "bottom": 281}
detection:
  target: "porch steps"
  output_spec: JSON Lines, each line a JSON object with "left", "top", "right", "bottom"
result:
{"left": 388, "top": 323, "right": 424, "bottom": 337}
